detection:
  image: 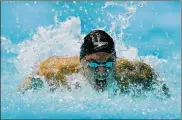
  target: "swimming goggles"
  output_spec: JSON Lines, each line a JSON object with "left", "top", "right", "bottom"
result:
{"left": 87, "top": 61, "right": 114, "bottom": 68}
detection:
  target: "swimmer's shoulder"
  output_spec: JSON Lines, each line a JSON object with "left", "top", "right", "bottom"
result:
{"left": 38, "top": 55, "right": 80, "bottom": 79}
{"left": 18, "top": 56, "right": 81, "bottom": 92}
{"left": 114, "top": 58, "right": 157, "bottom": 87}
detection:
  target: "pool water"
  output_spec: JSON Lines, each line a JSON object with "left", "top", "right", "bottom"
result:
{"left": 1, "top": 1, "right": 181, "bottom": 119}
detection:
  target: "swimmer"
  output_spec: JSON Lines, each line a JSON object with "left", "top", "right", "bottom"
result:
{"left": 18, "top": 30, "right": 170, "bottom": 97}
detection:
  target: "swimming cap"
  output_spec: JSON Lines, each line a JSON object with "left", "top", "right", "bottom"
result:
{"left": 80, "top": 30, "right": 116, "bottom": 60}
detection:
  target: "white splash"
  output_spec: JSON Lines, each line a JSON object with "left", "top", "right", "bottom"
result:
{"left": 140, "top": 55, "right": 168, "bottom": 68}
{"left": 13, "top": 17, "right": 81, "bottom": 75}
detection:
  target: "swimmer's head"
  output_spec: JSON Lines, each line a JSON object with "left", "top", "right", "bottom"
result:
{"left": 80, "top": 30, "right": 116, "bottom": 91}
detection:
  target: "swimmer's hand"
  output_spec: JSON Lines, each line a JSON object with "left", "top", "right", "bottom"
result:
{"left": 17, "top": 76, "right": 44, "bottom": 93}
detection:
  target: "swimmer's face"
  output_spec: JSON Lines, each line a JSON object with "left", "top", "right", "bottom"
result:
{"left": 81, "top": 52, "right": 116, "bottom": 90}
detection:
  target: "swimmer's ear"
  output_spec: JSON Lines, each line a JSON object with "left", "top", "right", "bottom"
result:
{"left": 84, "top": 57, "right": 88, "bottom": 63}
{"left": 79, "top": 59, "right": 84, "bottom": 70}
{"left": 80, "top": 59, "right": 87, "bottom": 76}
{"left": 81, "top": 58, "right": 87, "bottom": 66}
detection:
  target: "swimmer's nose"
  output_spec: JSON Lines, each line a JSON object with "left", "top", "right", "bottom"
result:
{"left": 96, "top": 66, "right": 107, "bottom": 73}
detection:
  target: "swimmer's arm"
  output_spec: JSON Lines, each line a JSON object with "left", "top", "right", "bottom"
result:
{"left": 17, "top": 76, "right": 44, "bottom": 93}
{"left": 162, "top": 83, "right": 170, "bottom": 97}
{"left": 154, "top": 81, "right": 171, "bottom": 98}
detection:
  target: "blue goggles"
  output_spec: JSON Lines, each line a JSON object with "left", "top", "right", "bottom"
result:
{"left": 87, "top": 61, "right": 114, "bottom": 68}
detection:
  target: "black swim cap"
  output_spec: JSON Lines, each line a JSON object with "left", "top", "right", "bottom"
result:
{"left": 80, "top": 30, "right": 116, "bottom": 60}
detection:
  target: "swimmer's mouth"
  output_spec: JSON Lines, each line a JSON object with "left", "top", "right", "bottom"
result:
{"left": 95, "top": 79, "right": 107, "bottom": 88}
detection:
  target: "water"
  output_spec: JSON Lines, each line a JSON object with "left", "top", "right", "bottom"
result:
{"left": 1, "top": 1, "right": 181, "bottom": 119}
